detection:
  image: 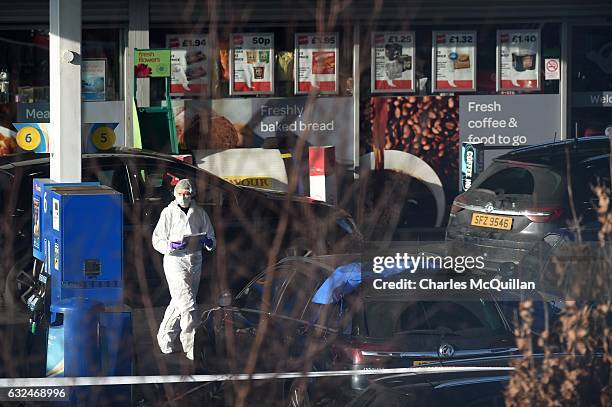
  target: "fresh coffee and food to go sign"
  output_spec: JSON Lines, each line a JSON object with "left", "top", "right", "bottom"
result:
{"left": 459, "top": 94, "right": 560, "bottom": 165}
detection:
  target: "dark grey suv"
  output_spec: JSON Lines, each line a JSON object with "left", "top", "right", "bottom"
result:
{"left": 446, "top": 136, "right": 611, "bottom": 273}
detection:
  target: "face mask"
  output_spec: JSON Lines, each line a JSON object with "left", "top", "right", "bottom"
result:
{"left": 176, "top": 195, "right": 192, "bottom": 208}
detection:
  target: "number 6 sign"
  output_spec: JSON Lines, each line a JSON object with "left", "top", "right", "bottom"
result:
{"left": 12, "top": 123, "right": 50, "bottom": 153}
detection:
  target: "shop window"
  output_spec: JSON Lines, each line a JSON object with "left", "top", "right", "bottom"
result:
{"left": 82, "top": 29, "right": 124, "bottom": 102}
{"left": 571, "top": 25, "right": 612, "bottom": 138}
{"left": 0, "top": 28, "right": 124, "bottom": 156}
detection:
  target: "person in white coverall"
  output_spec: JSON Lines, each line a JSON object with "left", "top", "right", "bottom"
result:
{"left": 152, "top": 178, "right": 216, "bottom": 360}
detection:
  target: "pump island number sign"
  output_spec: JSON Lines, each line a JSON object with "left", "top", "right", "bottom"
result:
{"left": 497, "top": 29, "right": 541, "bottom": 91}
{"left": 295, "top": 33, "right": 339, "bottom": 95}
{"left": 432, "top": 31, "right": 477, "bottom": 92}
{"left": 371, "top": 31, "right": 416, "bottom": 93}
{"left": 230, "top": 33, "right": 274, "bottom": 95}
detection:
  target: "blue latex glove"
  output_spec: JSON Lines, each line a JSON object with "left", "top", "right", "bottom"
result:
{"left": 201, "top": 235, "right": 214, "bottom": 251}
{"left": 170, "top": 241, "right": 186, "bottom": 251}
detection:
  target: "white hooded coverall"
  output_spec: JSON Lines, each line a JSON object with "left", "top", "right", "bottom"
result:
{"left": 152, "top": 199, "right": 215, "bottom": 358}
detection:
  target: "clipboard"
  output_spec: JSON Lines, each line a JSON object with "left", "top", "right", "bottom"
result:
{"left": 183, "top": 232, "right": 206, "bottom": 251}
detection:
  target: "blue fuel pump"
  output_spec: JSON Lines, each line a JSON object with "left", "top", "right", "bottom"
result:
{"left": 32, "top": 180, "right": 133, "bottom": 405}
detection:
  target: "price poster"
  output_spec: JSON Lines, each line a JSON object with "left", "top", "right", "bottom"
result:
{"left": 166, "top": 34, "right": 210, "bottom": 96}
{"left": 230, "top": 33, "right": 274, "bottom": 95}
{"left": 497, "top": 29, "right": 541, "bottom": 91}
{"left": 371, "top": 31, "right": 416, "bottom": 93}
{"left": 295, "top": 33, "right": 338, "bottom": 94}
{"left": 432, "top": 31, "right": 477, "bottom": 92}
{"left": 81, "top": 59, "right": 106, "bottom": 101}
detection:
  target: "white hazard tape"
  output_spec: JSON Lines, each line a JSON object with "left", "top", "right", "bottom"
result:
{"left": 0, "top": 367, "right": 514, "bottom": 388}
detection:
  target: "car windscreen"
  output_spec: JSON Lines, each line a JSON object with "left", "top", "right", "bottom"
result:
{"left": 467, "top": 162, "right": 564, "bottom": 208}
{"left": 362, "top": 299, "right": 505, "bottom": 338}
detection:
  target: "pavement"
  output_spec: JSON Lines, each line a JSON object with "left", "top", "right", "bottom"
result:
{"left": 0, "top": 303, "right": 223, "bottom": 406}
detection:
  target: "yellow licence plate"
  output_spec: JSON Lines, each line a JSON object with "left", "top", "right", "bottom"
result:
{"left": 413, "top": 360, "right": 435, "bottom": 366}
{"left": 471, "top": 213, "right": 513, "bottom": 230}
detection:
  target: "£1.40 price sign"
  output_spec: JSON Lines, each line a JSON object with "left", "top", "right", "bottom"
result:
{"left": 497, "top": 29, "right": 541, "bottom": 91}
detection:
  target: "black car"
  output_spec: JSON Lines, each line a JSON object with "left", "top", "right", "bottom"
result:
{"left": 347, "top": 368, "right": 511, "bottom": 407}
{"left": 446, "top": 136, "right": 611, "bottom": 274}
{"left": 348, "top": 352, "right": 607, "bottom": 407}
{"left": 194, "top": 256, "right": 517, "bottom": 406}
{"left": 0, "top": 148, "right": 362, "bottom": 308}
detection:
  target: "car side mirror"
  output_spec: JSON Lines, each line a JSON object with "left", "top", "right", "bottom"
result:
{"left": 218, "top": 291, "right": 232, "bottom": 307}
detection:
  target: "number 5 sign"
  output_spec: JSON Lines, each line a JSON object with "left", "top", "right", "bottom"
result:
{"left": 12, "top": 123, "right": 50, "bottom": 153}
{"left": 85, "top": 123, "right": 118, "bottom": 152}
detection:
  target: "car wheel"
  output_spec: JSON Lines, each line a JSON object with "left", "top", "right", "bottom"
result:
{"left": 287, "top": 380, "right": 312, "bottom": 407}
{"left": 3, "top": 256, "right": 35, "bottom": 309}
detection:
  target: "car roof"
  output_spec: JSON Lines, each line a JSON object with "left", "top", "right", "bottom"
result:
{"left": 495, "top": 136, "right": 611, "bottom": 167}
{"left": 0, "top": 147, "right": 191, "bottom": 171}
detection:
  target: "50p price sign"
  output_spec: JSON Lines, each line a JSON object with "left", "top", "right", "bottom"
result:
{"left": 230, "top": 33, "right": 275, "bottom": 95}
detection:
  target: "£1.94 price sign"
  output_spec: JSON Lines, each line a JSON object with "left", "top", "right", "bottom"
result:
{"left": 166, "top": 34, "right": 210, "bottom": 96}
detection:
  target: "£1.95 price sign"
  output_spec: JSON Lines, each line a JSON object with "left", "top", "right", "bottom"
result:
{"left": 295, "top": 33, "right": 339, "bottom": 94}
{"left": 497, "top": 29, "right": 540, "bottom": 91}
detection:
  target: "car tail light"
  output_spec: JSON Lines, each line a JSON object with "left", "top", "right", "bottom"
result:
{"left": 450, "top": 194, "right": 468, "bottom": 215}
{"left": 349, "top": 343, "right": 390, "bottom": 365}
{"left": 525, "top": 207, "right": 564, "bottom": 223}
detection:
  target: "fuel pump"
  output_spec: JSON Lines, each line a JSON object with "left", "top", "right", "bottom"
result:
{"left": 32, "top": 180, "right": 133, "bottom": 404}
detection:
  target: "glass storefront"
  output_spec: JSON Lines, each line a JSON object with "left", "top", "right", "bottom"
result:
{"left": 0, "top": 3, "right": 609, "bottom": 234}
{"left": 571, "top": 25, "right": 612, "bottom": 138}
{"left": 0, "top": 26, "right": 125, "bottom": 155}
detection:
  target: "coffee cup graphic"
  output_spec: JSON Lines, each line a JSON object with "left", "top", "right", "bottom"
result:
{"left": 253, "top": 65, "right": 265, "bottom": 79}
{"left": 512, "top": 53, "right": 536, "bottom": 71}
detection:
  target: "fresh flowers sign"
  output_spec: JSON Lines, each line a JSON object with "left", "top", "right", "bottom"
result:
{"left": 134, "top": 49, "right": 171, "bottom": 78}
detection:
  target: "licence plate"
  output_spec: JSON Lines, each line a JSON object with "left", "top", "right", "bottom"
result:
{"left": 413, "top": 360, "right": 435, "bottom": 366}
{"left": 471, "top": 213, "right": 513, "bottom": 230}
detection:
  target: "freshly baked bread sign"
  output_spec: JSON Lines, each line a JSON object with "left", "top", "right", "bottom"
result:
{"left": 432, "top": 31, "right": 477, "bottom": 92}
{"left": 371, "top": 31, "right": 416, "bottom": 93}
{"left": 497, "top": 29, "right": 541, "bottom": 91}
{"left": 294, "top": 33, "right": 339, "bottom": 94}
